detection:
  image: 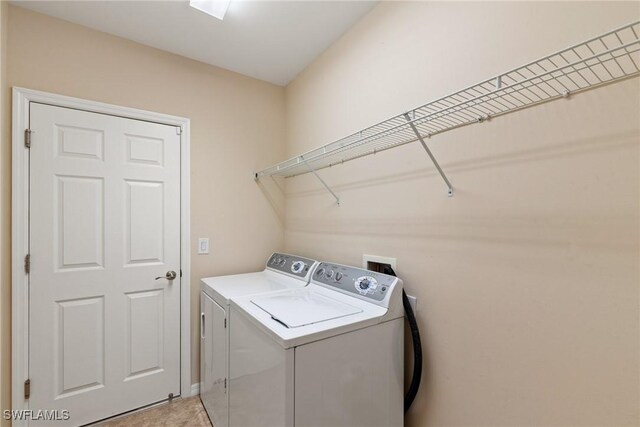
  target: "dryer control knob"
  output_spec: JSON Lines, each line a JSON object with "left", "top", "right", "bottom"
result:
{"left": 291, "top": 261, "right": 306, "bottom": 274}
{"left": 355, "top": 276, "right": 377, "bottom": 292}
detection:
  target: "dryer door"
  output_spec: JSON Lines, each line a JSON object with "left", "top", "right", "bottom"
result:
{"left": 201, "top": 292, "right": 228, "bottom": 427}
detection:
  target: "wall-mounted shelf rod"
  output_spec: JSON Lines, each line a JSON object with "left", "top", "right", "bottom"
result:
{"left": 254, "top": 21, "right": 640, "bottom": 204}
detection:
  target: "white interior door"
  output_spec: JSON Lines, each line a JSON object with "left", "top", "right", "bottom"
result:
{"left": 28, "top": 102, "right": 181, "bottom": 426}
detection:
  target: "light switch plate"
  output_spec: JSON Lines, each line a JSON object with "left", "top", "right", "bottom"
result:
{"left": 198, "top": 238, "right": 209, "bottom": 255}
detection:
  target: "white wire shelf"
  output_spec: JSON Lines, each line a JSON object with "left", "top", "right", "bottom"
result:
{"left": 255, "top": 21, "right": 640, "bottom": 202}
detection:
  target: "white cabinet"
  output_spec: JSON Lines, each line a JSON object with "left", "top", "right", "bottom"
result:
{"left": 201, "top": 291, "right": 228, "bottom": 427}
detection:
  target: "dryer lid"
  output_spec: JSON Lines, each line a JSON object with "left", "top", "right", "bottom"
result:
{"left": 251, "top": 290, "right": 362, "bottom": 328}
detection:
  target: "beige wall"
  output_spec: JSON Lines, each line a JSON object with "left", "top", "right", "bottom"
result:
{"left": 284, "top": 2, "right": 639, "bottom": 426}
{"left": 0, "top": 4, "right": 286, "bottom": 416}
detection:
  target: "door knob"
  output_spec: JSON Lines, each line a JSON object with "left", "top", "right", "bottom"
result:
{"left": 156, "top": 271, "right": 177, "bottom": 281}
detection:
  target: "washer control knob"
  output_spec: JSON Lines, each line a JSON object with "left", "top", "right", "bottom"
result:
{"left": 291, "top": 261, "right": 306, "bottom": 274}
{"left": 355, "top": 276, "right": 377, "bottom": 292}
{"left": 334, "top": 272, "right": 343, "bottom": 282}
{"left": 316, "top": 268, "right": 325, "bottom": 277}
{"left": 325, "top": 269, "right": 334, "bottom": 279}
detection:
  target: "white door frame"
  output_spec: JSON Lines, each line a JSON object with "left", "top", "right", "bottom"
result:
{"left": 11, "top": 87, "right": 192, "bottom": 422}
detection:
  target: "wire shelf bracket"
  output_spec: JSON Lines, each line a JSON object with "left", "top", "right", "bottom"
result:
{"left": 403, "top": 112, "right": 454, "bottom": 197}
{"left": 301, "top": 155, "right": 340, "bottom": 206}
{"left": 254, "top": 21, "right": 640, "bottom": 202}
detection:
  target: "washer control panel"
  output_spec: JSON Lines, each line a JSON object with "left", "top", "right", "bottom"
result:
{"left": 266, "top": 253, "right": 315, "bottom": 279}
{"left": 312, "top": 262, "right": 397, "bottom": 302}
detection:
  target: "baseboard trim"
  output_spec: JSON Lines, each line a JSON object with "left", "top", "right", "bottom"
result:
{"left": 190, "top": 382, "right": 200, "bottom": 396}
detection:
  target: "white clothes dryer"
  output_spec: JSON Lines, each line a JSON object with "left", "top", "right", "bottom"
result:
{"left": 228, "top": 261, "right": 404, "bottom": 427}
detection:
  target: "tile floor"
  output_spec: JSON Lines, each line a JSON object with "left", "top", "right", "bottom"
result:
{"left": 96, "top": 396, "right": 212, "bottom": 427}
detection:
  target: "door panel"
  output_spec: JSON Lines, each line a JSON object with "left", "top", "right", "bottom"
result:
{"left": 201, "top": 293, "right": 228, "bottom": 427}
{"left": 125, "top": 289, "right": 164, "bottom": 380}
{"left": 126, "top": 134, "right": 164, "bottom": 166}
{"left": 56, "top": 125, "right": 104, "bottom": 160}
{"left": 56, "top": 175, "right": 105, "bottom": 270}
{"left": 56, "top": 296, "right": 105, "bottom": 398}
{"left": 125, "top": 180, "right": 164, "bottom": 265}
{"left": 29, "top": 102, "right": 181, "bottom": 426}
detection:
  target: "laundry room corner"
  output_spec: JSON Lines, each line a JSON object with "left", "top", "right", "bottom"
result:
{"left": 0, "top": 3, "right": 287, "bottom": 418}
{"left": 282, "top": 2, "right": 640, "bottom": 426}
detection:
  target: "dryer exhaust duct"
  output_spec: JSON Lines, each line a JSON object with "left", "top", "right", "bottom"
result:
{"left": 363, "top": 255, "right": 423, "bottom": 413}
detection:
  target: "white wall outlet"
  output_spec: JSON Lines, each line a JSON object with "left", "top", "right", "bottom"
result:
{"left": 406, "top": 294, "right": 417, "bottom": 312}
{"left": 198, "top": 238, "right": 209, "bottom": 255}
{"left": 362, "top": 254, "right": 397, "bottom": 271}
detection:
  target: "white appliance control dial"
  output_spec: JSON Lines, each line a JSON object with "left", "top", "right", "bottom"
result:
{"left": 291, "top": 261, "right": 306, "bottom": 274}
{"left": 312, "top": 262, "right": 396, "bottom": 302}
{"left": 355, "top": 276, "right": 378, "bottom": 293}
{"left": 268, "top": 253, "right": 316, "bottom": 278}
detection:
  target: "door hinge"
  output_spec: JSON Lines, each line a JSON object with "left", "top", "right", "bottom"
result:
{"left": 224, "top": 378, "right": 227, "bottom": 389}
{"left": 24, "top": 254, "right": 30, "bottom": 274}
{"left": 224, "top": 318, "right": 227, "bottom": 328}
{"left": 180, "top": 269, "right": 183, "bottom": 278}
{"left": 24, "top": 129, "right": 32, "bottom": 148}
{"left": 24, "top": 379, "right": 30, "bottom": 399}
{"left": 176, "top": 126, "right": 182, "bottom": 135}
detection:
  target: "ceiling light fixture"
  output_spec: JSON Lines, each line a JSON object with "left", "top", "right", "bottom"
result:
{"left": 189, "top": 0, "right": 231, "bottom": 20}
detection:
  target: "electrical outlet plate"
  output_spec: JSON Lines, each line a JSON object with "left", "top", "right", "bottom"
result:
{"left": 406, "top": 294, "right": 417, "bottom": 311}
{"left": 362, "top": 254, "right": 397, "bottom": 270}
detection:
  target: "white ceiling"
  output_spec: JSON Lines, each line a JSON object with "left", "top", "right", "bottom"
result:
{"left": 11, "top": 1, "right": 377, "bottom": 86}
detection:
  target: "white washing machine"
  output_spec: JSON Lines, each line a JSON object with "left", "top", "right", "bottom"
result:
{"left": 228, "top": 261, "right": 404, "bottom": 427}
{"left": 199, "top": 253, "right": 318, "bottom": 427}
